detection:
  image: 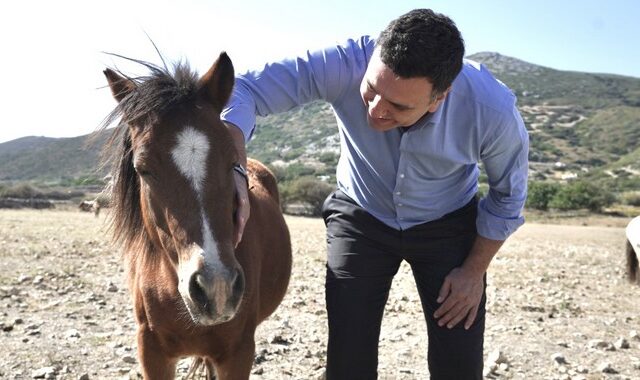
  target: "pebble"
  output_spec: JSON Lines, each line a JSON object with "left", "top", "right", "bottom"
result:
{"left": 107, "top": 282, "right": 118, "bottom": 292}
{"left": 122, "top": 354, "right": 137, "bottom": 364}
{"left": 588, "top": 339, "right": 614, "bottom": 350}
{"left": 551, "top": 352, "right": 567, "bottom": 365}
{"left": 487, "top": 348, "right": 508, "bottom": 364}
{"left": 65, "top": 329, "right": 81, "bottom": 339}
{"left": 597, "top": 362, "right": 617, "bottom": 374}
{"left": 18, "top": 275, "right": 32, "bottom": 284}
{"left": 31, "top": 366, "right": 57, "bottom": 379}
{"left": 614, "top": 337, "right": 630, "bottom": 349}
{"left": 78, "top": 374, "right": 90, "bottom": 380}
{"left": 630, "top": 330, "right": 640, "bottom": 341}
{"left": 32, "top": 276, "right": 44, "bottom": 285}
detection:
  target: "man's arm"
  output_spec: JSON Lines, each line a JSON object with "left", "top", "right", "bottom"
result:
{"left": 435, "top": 104, "right": 529, "bottom": 329}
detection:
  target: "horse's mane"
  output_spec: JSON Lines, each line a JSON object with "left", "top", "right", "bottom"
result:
{"left": 98, "top": 57, "right": 200, "bottom": 259}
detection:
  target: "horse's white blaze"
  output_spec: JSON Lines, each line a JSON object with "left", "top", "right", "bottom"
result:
{"left": 627, "top": 216, "right": 640, "bottom": 253}
{"left": 171, "top": 127, "right": 210, "bottom": 194}
{"left": 201, "top": 213, "right": 224, "bottom": 271}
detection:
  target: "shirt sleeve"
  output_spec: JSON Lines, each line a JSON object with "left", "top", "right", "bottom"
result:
{"left": 221, "top": 36, "right": 373, "bottom": 142}
{"left": 477, "top": 104, "right": 529, "bottom": 241}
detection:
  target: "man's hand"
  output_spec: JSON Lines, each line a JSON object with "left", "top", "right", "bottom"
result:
{"left": 225, "top": 121, "right": 250, "bottom": 248}
{"left": 233, "top": 170, "right": 250, "bottom": 248}
{"left": 433, "top": 267, "right": 484, "bottom": 330}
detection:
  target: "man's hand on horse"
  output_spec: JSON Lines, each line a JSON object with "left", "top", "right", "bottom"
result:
{"left": 233, "top": 170, "right": 250, "bottom": 248}
{"left": 433, "top": 267, "right": 484, "bottom": 330}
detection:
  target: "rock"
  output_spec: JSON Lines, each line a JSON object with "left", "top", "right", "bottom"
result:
{"left": 630, "top": 330, "right": 640, "bottom": 341}
{"left": 483, "top": 363, "right": 498, "bottom": 377}
{"left": 18, "top": 275, "right": 32, "bottom": 284}
{"left": 575, "top": 365, "right": 589, "bottom": 374}
{"left": 551, "top": 352, "right": 567, "bottom": 365}
{"left": 588, "top": 339, "right": 613, "bottom": 350}
{"left": 65, "top": 329, "right": 81, "bottom": 339}
{"left": 597, "top": 362, "right": 617, "bottom": 374}
{"left": 107, "top": 282, "right": 119, "bottom": 292}
{"left": 31, "top": 366, "right": 57, "bottom": 379}
{"left": 122, "top": 354, "right": 137, "bottom": 364}
{"left": 78, "top": 374, "right": 90, "bottom": 380}
{"left": 32, "top": 276, "right": 44, "bottom": 285}
{"left": 269, "top": 335, "right": 289, "bottom": 345}
{"left": 614, "top": 337, "right": 630, "bottom": 349}
{"left": 487, "top": 349, "right": 508, "bottom": 364}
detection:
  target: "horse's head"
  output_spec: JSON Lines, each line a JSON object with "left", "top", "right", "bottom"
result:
{"left": 104, "top": 53, "right": 245, "bottom": 325}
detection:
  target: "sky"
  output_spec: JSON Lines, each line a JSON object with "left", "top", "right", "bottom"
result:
{"left": 1, "top": 0, "right": 638, "bottom": 143}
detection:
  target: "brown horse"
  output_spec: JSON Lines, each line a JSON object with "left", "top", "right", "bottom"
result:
{"left": 627, "top": 216, "right": 639, "bottom": 284}
{"left": 101, "top": 52, "right": 292, "bottom": 379}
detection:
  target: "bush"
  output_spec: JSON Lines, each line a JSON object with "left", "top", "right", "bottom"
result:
{"left": 620, "top": 192, "right": 640, "bottom": 207}
{"left": 281, "top": 177, "right": 334, "bottom": 216}
{"left": 548, "top": 181, "right": 615, "bottom": 212}
{"left": 526, "top": 181, "right": 560, "bottom": 210}
{"left": 0, "top": 184, "right": 44, "bottom": 199}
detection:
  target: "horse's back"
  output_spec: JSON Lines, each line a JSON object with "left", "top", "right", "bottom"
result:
{"left": 247, "top": 159, "right": 280, "bottom": 203}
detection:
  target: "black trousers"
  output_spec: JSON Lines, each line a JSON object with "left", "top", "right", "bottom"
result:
{"left": 322, "top": 190, "right": 485, "bottom": 380}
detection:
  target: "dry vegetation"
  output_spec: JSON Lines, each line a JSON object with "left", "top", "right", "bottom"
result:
{"left": 0, "top": 209, "right": 639, "bottom": 379}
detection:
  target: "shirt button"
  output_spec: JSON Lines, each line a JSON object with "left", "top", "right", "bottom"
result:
{"left": 395, "top": 191, "right": 401, "bottom": 195}
{"left": 397, "top": 203, "right": 403, "bottom": 207}
{"left": 399, "top": 173, "right": 405, "bottom": 179}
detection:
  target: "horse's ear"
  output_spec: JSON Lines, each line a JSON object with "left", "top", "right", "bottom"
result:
{"left": 104, "top": 68, "right": 135, "bottom": 103}
{"left": 198, "top": 52, "right": 234, "bottom": 113}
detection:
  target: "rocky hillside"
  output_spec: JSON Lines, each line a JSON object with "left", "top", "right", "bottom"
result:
{"left": 0, "top": 52, "right": 638, "bottom": 191}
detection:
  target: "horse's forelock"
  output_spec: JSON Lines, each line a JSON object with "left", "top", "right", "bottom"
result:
{"left": 99, "top": 58, "right": 205, "bottom": 260}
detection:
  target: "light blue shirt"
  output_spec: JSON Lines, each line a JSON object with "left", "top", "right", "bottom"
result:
{"left": 222, "top": 36, "right": 529, "bottom": 240}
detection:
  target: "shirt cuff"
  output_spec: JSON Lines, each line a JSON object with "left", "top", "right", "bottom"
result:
{"left": 476, "top": 198, "right": 525, "bottom": 241}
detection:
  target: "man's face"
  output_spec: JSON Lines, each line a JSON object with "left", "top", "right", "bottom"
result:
{"left": 360, "top": 49, "right": 448, "bottom": 132}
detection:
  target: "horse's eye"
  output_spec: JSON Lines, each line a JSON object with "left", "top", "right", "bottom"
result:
{"left": 134, "top": 166, "right": 153, "bottom": 178}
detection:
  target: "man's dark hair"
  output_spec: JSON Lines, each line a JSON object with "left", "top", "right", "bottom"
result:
{"left": 376, "top": 9, "right": 465, "bottom": 96}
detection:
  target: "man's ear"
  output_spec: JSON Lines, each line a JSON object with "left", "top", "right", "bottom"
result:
{"left": 428, "top": 86, "right": 451, "bottom": 113}
{"left": 104, "top": 69, "right": 135, "bottom": 102}
{"left": 197, "top": 52, "right": 235, "bottom": 113}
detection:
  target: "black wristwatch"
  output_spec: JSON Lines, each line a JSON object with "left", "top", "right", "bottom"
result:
{"left": 233, "top": 163, "right": 249, "bottom": 185}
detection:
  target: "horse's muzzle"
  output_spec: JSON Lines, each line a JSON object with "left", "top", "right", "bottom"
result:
{"left": 180, "top": 265, "right": 245, "bottom": 326}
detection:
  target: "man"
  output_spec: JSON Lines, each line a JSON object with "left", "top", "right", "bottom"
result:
{"left": 223, "top": 8, "right": 529, "bottom": 379}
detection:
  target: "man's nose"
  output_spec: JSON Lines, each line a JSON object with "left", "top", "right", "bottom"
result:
{"left": 369, "top": 95, "right": 388, "bottom": 118}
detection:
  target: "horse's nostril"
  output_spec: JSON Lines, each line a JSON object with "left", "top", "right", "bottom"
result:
{"left": 189, "top": 273, "right": 208, "bottom": 308}
{"left": 232, "top": 268, "right": 245, "bottom": 296}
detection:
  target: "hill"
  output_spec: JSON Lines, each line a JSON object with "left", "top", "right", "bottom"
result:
{"left": 0, "top": 52, "right": 638, "bottom": 193}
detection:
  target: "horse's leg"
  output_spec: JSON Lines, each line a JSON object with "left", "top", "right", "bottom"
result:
{"left": 212, "top": 338, "right": 255, "bottom": 380}
{"left": 137, "top": 327, "right": 176, "bottom": 380}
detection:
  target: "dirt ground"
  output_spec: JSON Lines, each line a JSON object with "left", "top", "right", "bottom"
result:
{"left": 0, "top": 209, "right": 638, "bottom": 379}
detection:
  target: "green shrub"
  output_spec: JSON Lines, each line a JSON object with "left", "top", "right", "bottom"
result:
{"left": 548, "top": 181, "right": 615, "bottom": 212}
{"left": 526, "top": 181, "right": 561, "bottom": 210}
{"left": 281, "top": 177, "right": 334, "bottom": 216}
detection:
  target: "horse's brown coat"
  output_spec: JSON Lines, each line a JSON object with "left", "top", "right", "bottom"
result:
{"left": 102, "top": 53, "right": 292, "bottom": 379}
